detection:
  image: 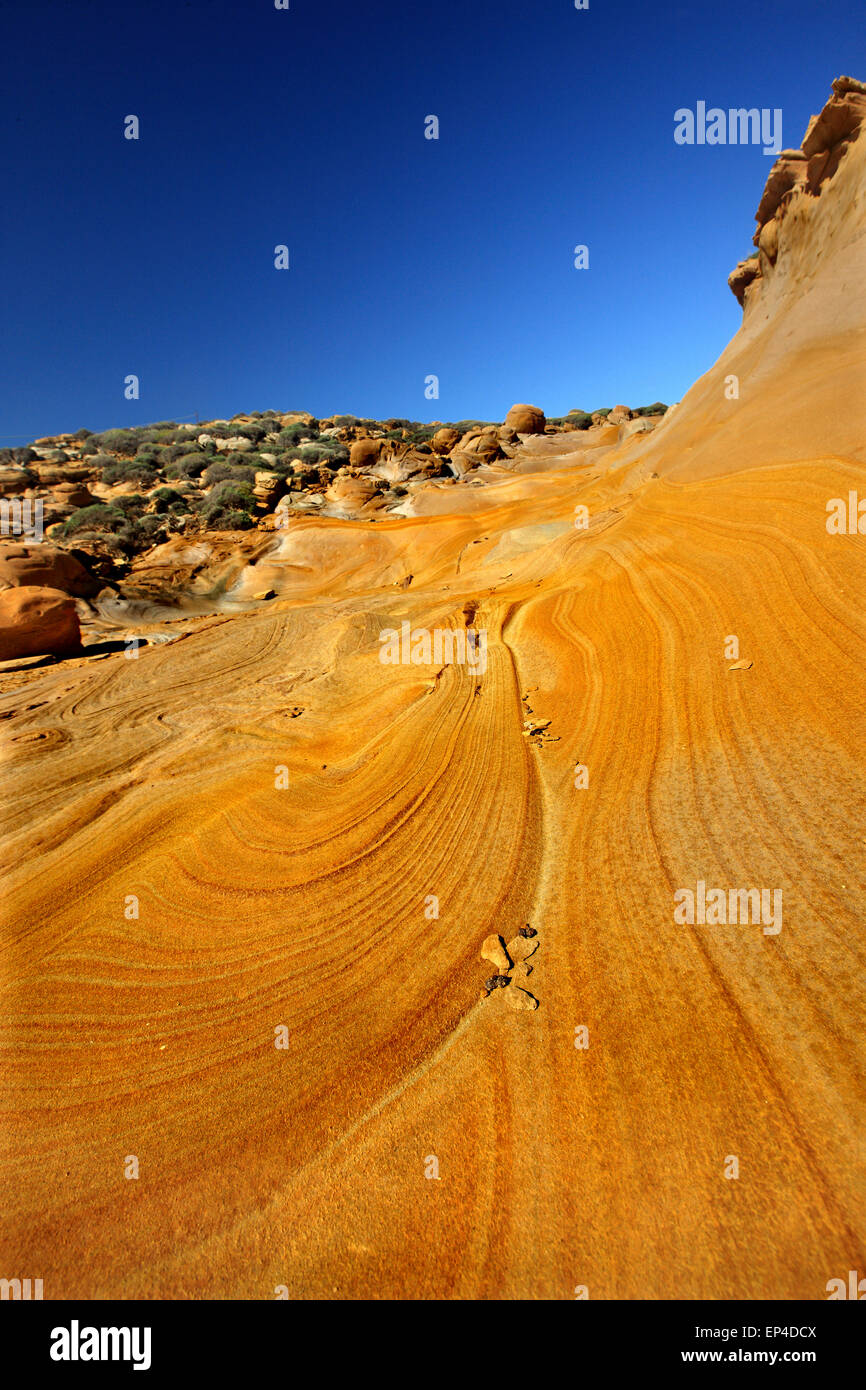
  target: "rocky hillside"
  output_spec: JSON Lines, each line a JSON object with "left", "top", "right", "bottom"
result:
{"left": 1, "top": 400, "right": 668, "bottom": 547}
{"left": 0, "top": 400, "right": 668, "bottom": 658}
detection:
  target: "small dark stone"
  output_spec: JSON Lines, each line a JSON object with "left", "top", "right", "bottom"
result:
{"left": 519, "top": 926, "right": 537, "bottom": 938}
{"left": 487, "top": 974, "right": 510, "bottom": 988}
{"left": 484, "top": 976, "right": 500, "bottom": 991}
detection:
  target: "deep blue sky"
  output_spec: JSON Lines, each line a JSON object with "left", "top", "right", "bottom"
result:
{"left": 1, "top": 0, "right": 861, "bottom": 441}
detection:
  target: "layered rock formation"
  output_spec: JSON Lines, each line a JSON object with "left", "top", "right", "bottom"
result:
{"left": 0, "top": 78, "right": 863, "bottom": 1302}
{"left": 728, "top": 75, "right": 866, "bottom": 310}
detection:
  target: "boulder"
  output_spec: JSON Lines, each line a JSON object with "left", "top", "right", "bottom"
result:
{"left": 349, "top": 438, "right": 383, "bottom": 469}
{"left": 214, "top": 436, "right": 254, "bottom": 453}
{"left": 0, "top": 585, "right": 81, "bottom": 661}
{"left": 504, "top": 403, "right": 546, "bottom": 434}
{"left": 450, "top": 430, "right": 505, "bottom": 472}
{"left": 431, "top": 427, "right": 460, "bottom": 455}
{"left": 52, "top": 481, "right": 95, "bottom": 508}
{"left": 0, "top": 544, "right": 101, "bottom": 597}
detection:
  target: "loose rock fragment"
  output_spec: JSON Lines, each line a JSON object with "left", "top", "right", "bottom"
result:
{"left": 506, "top": 987, "right": 539, "bottom": 1011}
{"left": 506, "top": 934, "right": 539, "bottom": 964}
{"left": 485, "top": 974, "right": 510, "bottom": 991}
{"left": 480, "top": 934, "right": 511, "bottom": 972}
{"left": 728, "top": 660, "right": 753, "bottom": 671}
{"left": 518, "top": 926, "right": 537, "bottom": 938}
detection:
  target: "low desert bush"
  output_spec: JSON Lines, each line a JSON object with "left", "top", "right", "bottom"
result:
{"left": 297, "top": 441, "right": 348, "bottom": 466}
{"left": 92, "top": 428, "right": 140, "bottom": 455}
{"left": 201, "top": 505, "right": 254, "bottom": 530}
{"left": 101, "top": 458, "right": 159, "bottom": 486}
{"left": 164, "top": 452, "right": 209, "bottom": 479}
{"left": 63, "top": 504, "right": 128, "bottom": 535}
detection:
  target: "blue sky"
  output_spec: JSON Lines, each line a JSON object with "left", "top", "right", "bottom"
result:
{"left": 1, "top": 0, "right": 861, "bottom": 441}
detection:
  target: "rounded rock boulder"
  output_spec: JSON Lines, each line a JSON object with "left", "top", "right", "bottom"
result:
{"left": 504, "top": 403, "right": 546, "bottom": 434}
{"left": 0, "top": 585, "right": 82, "bottom": 662}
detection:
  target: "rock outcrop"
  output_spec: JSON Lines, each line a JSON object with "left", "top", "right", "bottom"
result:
{"left": 729, "top": 76, "right": 866, "bottom": 310}
{"left": 349, "top": 438, "right": 384, "bottom": 469}
{"left": 431, "top": 427, "right": 460, "bottom": 455}
{"left": 0, "top": 544, "right": 101, "bottom": 597}
{"left": 0, "top": 585, "right": 81, "bottom": 661}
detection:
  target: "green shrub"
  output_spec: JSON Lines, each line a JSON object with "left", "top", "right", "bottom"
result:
{"left": 276, "top": 423, "right": 316, "bottom": 448}
{"left": 449, "top": 420, "right": 489, "bottom": 434}
{"left": 204, "top": 462, "right": 257, "bottom": 487}
{"left": 205, "top": 480, "right": 255, "bottom": 510}
{"left": 267, "top": 453, "right": 299, "bottom": 477}
{"left": 634, "top": 401, "right": 667, "bottom": 416}
{"left": 137, "top": 513, "right": 166, "bottom": 538}
{"left": 565, "top": 411, "right": 593, "bottom": 429}
{"left": 93, "top": 428, "right": 139, "bottom": 455}
{"left": 226, "top": 450, "right": 263, "bottom": 470}
{"left": 162, "top": 442, "right": 196, "bottom": 463}
{"left": 101, "top": 459, "right": 159, "bottom": 486}
{"left": 201, "top": 505, "right": 254, "bottom": 530}
{"left": 297, "top": 441, "right": 348, "bottom": 466}
{"left": 63, "top": 504, "right": 128, "bottom": 535}
{"left": 164, "top": 452, "right": 208, "bottom": 479}
{"left": 152, "top": 486, "right": 185, "bottom": 513}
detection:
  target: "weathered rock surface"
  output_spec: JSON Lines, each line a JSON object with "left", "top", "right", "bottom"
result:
{"left": 1, "top": 75, "right": 863, "bottom": 1307}
{"left": 504, "top": 403, "right": 546, "bottom": 434}
{"left": 0, "top": 585, "right": 81, "bottom": 660}
{"left": 0, "top": 544, "right": 101, "bottom": 597}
